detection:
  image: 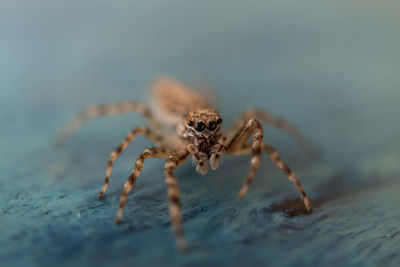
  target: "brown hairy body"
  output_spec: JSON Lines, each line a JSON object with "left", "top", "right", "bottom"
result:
{"left": 56, "top": 76, "right": 315, "bottom": 251}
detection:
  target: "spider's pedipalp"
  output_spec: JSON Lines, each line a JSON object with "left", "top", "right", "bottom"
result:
{"left": 187, "top": 144, "right": 208, "bottom": 175}
{"left": 209, "top": 136, "right": 226, "bottom": 170}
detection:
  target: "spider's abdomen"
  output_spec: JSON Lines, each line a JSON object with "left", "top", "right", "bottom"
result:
{"left": 149, "top": 77, "right": 211, "bottom": 126}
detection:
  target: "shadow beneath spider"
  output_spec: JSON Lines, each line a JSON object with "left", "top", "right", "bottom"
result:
{"left": 269, "top": 169, "right": 380, "bottom": 217}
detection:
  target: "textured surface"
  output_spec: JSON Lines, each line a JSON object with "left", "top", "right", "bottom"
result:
{"left": 1, "top": 1, "right": 400, "bottom": 266}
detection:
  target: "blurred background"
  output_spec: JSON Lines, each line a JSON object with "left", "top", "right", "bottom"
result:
{"left": 1, "top": 1, "right": 400, "bottom": 266}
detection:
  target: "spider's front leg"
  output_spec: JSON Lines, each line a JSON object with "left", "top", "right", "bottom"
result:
{"left": 115, "top": 146, "right": 170, "bottom": 224}
{"left": 227, "top": 108, "right": 318, "bottom": 157}
{"left": 164, "top": 150, "right": 190, "bottom": 251}
{"left": 225, "top": 119, "right": 264, "bottom": 199}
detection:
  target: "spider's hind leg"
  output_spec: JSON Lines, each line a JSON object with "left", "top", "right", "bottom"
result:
{"left": 55, "top": 101, "right": 162, "bottom": 144}
{"left": 164, "top": 151, "right": 190, "bottom": 251}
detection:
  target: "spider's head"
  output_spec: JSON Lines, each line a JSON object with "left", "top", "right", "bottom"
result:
{"left": 184, "top": 109, "right": 223, "bottom": 139}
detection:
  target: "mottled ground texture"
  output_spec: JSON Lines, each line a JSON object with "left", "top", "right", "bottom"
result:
{"left": 1, "top": 1, "right": 400, "bottom": 267}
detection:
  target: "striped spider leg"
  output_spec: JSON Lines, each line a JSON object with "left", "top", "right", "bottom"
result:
{"left": 163, "top": 150, "right": 191, "bottom": 251}
{"left": 225, "top": 119, "right": 265, "bottom": 199}
{"left": 113, "top": 146, "right": 191, "bottom": 252}
{"left": 115, "top": 146, "right": 171, "bottom": 223}
{"left": 55, "top": 100, "right": 167, "bottom": 200}
{"left": 226, "top": 120, "right": 313, "bottom": 213}
{"left": 98, "top": 127, "right": 165, "bottom": 200}
{"left": 227, "top": 108, "right": 319, "bottom": 157}
{"left": 54, "top": 101, "right": 162, "bottom": 144}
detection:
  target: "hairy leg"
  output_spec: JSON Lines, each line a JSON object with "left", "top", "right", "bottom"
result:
{"left": 228, "top": 144, "right": 313, "bottom": 213}
{"left": 226, "top": 119, "right": 264, "bottom": 199}
{"left": 55, "top": 101, "right": 161, "bottom": 144}
{"left": 115, "top": 147, "right": 170, "bottom": 224}
{"left": 263, "top": 144, "right": 313, "bottom": 212}
{"left": 98, "top": 127, "right": 164, "bottom": 200}
{"left": 164, "top": 150, "right": 190, "bottom": 251}
{"left": 226, "top": 108, "right": 317, "bottom": 156}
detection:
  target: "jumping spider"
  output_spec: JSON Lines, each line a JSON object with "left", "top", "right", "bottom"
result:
{"left": 56, "top": 77, "right": 315, "bottom": 251}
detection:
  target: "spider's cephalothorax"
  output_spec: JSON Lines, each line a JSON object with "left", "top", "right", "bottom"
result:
{"left": 184, "top": 109, "right": 223, "bottom": 140}
{"left": 56, "top": 76, "right": 316, "bottom": 252}
{"left": 182, "top": 109, "right": 225, "bottom": 174}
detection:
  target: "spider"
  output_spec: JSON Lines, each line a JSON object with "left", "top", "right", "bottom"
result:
{"left": 56, "top": 77, "right": 315, "bottom": 251}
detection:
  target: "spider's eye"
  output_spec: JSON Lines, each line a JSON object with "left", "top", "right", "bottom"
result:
{"left": 208, "top": 121, "right": 217, "bottom": 131}
{"left": 217, "top": 118, "right": 223, "bottom": 124}
{"left": 195, "top": 122, "right": 206, "bottom": 132}
{"left": 188, "top": 121, "right": 194, "bottom": 127}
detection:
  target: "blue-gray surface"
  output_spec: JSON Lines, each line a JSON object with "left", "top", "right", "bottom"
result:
{"left": 1, "top": 1, "right": 400, "bottom": 267}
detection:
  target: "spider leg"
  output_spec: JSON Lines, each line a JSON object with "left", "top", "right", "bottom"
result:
{"left": 98, "top": 127, "right": 164, "bottom": 200}
{"left": 227, "top": 144, "right": 313, "bottom": 213}
{"left": 115, "top": 146, "right": 170, "bottom": 224}
{"left": 227, "top": 108, "right": 318, "bottom": 156}
{"left": 225, "top": 119, "right": 264, "bottom": 200}
{"left": 263, "top": 144, "right": 313, "bottom": 212}
{"left": 164, "top": 150, "right": 190, "bottom": 251}
{"left": 55, "top": 101, "right": 162, "bottom": 144}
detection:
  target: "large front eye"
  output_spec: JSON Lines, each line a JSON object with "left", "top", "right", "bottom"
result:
{"left": 208, "top": 121, "right": 217, "bottom": 131}
{"left": 195, "top": 122, "right": 206, "bottom": 132}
